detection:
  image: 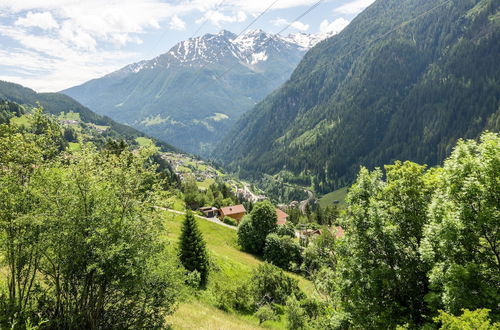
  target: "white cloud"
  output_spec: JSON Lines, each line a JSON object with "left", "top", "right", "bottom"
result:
{"left": 169, "top": 15, "right": 186, "bottom": 31}
{"left": 14, "top": 11, "right": 59, "bottom": 30}
{"left": 271, "top": 17, "right": 309, "bottom": 32}
{"left": 333, "top": 0, "right": 375, "bottom": 15}
{"left": 195, "top": 10, "right": 247, "bottom": 27}
{"left": 0, "top": 25, "right": 139, "bottom": 91}
{"left": 319, "top": 18, "right": 349, "bottom": 35}
{"left": 0, "top": 0, "right": 335, "bottom": 92}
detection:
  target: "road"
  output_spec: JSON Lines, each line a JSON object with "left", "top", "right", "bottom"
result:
{"left": 157, "top": 207, "right": 237, "bottom": 230}
{"left": 299, "top": 189, "right": 315, "bottom": 213}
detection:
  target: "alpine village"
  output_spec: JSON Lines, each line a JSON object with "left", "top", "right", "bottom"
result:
{"left": 0, "top": 0, "right": 499, "bottom": 329}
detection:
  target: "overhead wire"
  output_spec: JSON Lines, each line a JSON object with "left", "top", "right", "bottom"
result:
{"left": 212, "top": 0, "right": 326, "bottom": 84}
{"left": 309, "top": 0, "right": 455, "bottom": 73}
{"left": 149, "top": 0, "right": 229, "bottom": 58}
{"left": 180, "top": 0, "right": 281, "bottom": 96}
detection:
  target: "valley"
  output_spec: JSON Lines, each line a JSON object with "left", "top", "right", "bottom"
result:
{"left": 61, "top": 29, "right": 334, "bottom": 156}
{"left": 0, "top": 0, "right": 499, "bottom": 329}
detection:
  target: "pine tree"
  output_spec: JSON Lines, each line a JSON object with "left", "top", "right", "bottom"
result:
{"left": 179, "top": 210, "right": 209, "bottom": 287}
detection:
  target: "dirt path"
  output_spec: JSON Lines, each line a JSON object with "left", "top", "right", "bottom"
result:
{"left": 158, "top": 207, "right": 237, "bottom": 230}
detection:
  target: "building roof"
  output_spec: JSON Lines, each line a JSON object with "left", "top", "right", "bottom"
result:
{"left": 220, "top": 204, "right": 246, "bottom": 215}
{"left": 276, "top": 208, "right": 289, "bottom": 225}
{"left": 200, "top": 206, "right": 218, "bottom": 211}
{"left": 334, "top": 226, "right": 345, "bottom": 239}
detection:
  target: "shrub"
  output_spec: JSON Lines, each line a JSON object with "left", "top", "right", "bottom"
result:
{"left": 237, "top": 201, "right": 278, "bottom": 255}
{"left": 264, "top": 234, "right": 302, "bottom": 271}
{"left": 255, "top": 304, "right": 278, "bottom": 325}
{"left": 222, "top": 216, "right": 238, "bottom": 226}
{"left": 251, "top": 263, "right": 304, "bottom": 305}
{"left": 212, "top": 282, "right": 254, "bottom": 313}
{"left": 276, "top": 222, "right": 296, "bottom": 238}
{"left": 434, "top": 309, "right": 499, "bottom": 329}
{"left": 286, "top": 295, "right": 306, "bottom": 330}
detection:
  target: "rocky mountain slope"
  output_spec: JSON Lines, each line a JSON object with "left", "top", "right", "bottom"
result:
{"left": 62, "top": 29, "right": 332, "bottom": 155}
{"left": 217, "top": 0, "right": 500, "bottom": 192}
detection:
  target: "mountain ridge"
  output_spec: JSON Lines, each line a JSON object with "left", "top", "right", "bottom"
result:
{"left": 61, "top": 28, "right": 337, "bottom": 155}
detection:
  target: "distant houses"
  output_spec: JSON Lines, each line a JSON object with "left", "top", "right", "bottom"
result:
{"left": 213, "top": 204, "right": 289, "bottom": 225}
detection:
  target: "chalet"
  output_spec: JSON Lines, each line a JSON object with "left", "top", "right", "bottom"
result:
{"left": 199, "top": 206, "right": 219, "bottom": 218}
{"left": 276, "top": 208, "right": 289, "bottom": 225}
{"left": 219, "top": 204, "right": 246, "bottom": 222}
{"left": 218, "top": 205, "right": 290, "bottom": 225}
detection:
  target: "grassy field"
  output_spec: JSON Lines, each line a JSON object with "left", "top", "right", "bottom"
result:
{"left": 162, "top": 210, "right": 313, "bottom": 329}
{"left": 10, "top": 114, "right": 31, "bottom": 127}
{"left": 135, "top": 136, "right": 154, "bottom": 146}
{"left": 58, "top": 111, "right": 81, "bottom": 121}
{"left": 197, "top": 178, "right": 215, "bottom": 190}
{"left": 318, "top": 186, "right": 348, "bottom": 209}
{"left": 68, "top": 142, "right": 82, "bottom": 152}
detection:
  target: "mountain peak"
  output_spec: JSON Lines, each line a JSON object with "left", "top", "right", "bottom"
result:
{"left": 117, "top": 29, "right": 333, "bottom": 75}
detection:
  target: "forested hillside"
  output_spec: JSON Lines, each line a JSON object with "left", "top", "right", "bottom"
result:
{"left": 217, "top": 0, "right": 500, "bottom": 192}
{"left": 0, "top": 80, "right": 177, "bottom": 152}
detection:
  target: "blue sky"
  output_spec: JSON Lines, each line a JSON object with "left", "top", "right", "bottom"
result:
{"left": 0, "top": 0, "right": 374, "bottom": 92}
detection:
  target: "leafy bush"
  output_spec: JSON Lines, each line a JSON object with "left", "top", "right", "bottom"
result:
{"left": 264, "top": 234, "right": 302, "bottom": 271}
{"left": 251, "top": 263, "right": 304, "bottom": 305}
{"left": 276, "top": 222, "right": 296, "bottom": 238}
{"left": 286, "top": 295, "right": 306, "bottom": 330}
{"left": 434, "top": 309, "right": 499, "bottom": 329}
{"left": 255, "top": 304, "right": 278, "bottom": 325}
{"left": 237, "top": 201, "right": 278, "bottom": 255}
{"left": 222, "top": 216, "right": 238, "bottom": 226}
{"left": 212, "top": 282, "right": 254, "bottom": 313}
{"left": 301, "top": 229, "right": 337, "bottom": 276}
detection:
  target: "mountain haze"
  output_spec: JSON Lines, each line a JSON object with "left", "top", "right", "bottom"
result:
{"left": 217, "top": 0, "right": 500, "bottom": 192}
{"left": 62, "top": 29, "right": 332, "bottom": 155}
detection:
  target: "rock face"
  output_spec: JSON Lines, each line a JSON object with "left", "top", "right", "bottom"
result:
{"left": 62, "top": 29, "right": 332, "bottom": 155}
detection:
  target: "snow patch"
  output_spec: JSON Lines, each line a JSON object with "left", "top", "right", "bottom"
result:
{"left": 251, "top": 51, "right": 268, "bottom": 64}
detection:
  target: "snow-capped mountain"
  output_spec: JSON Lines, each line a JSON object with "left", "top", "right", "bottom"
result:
{"left": 117, "top": 29, "right": 329, "bottom": 74}
{"left": 62, "top": 29, "right": 332, "bottom": 156}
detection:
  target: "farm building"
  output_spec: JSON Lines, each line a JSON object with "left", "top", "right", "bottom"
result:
{"left": 199, "top": 206, "right": 219, "bottom": 218}
{"left": 219, "top": 204, "right": 246, "bottom": 222}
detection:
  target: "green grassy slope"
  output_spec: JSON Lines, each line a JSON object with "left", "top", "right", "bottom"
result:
{"left": 319, "top": 187, "right": 348, "bottom": 209}
{"left": 161, "top": 210, "right": 313, "bottom": 329}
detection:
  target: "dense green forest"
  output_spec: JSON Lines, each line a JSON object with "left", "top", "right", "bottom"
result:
{"left": 217, "top": 0, "right": 500, "bottom": 193}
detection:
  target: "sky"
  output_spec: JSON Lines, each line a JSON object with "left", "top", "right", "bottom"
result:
{"left": 0, "top": 0, "right": 375, "bottom": 92}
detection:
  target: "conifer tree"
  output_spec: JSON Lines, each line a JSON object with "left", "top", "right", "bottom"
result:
{"left": 179, "top": 210, "right": 209, "bottom": 287}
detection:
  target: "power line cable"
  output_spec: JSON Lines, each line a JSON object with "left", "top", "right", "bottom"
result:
{"left": 214, "top": 0, "right": 325, "bottom": 81}
{"left": 308, "top": 0, "right": 454, "bottom": 74}
{"left": 180, "top": 0, "right": 281, "bottom": 96}
{"left": 149, "top": 0, "right": 229, "bottom": 58}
